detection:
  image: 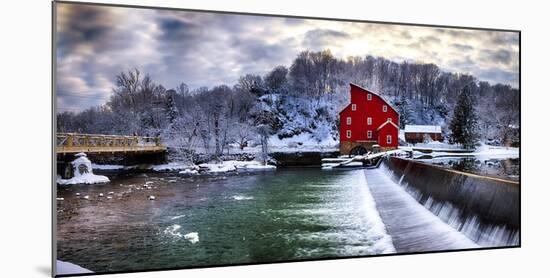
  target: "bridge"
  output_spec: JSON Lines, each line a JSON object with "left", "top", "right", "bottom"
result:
{"left": 56, "top": 133, "right": 167, "bottom": 155}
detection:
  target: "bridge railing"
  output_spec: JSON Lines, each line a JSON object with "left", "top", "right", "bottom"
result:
{"left": 56, "top": 133, "right": 165, "bottom": 154}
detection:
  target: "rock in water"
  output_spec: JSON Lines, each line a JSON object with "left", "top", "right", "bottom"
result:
{"left": 57, "top": 153, "right": 110, "bottom": 185}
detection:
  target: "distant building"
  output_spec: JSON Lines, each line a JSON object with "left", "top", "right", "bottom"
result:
{"left": 404, "top": 125, "right": 442, "bottom": 143}
{"left": 339, "top": 83, "right": 399, "bottom": 155}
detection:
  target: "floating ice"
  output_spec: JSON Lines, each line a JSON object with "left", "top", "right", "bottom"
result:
{"left": 184, "top": 232, "right": 199, "bottom": 244}
{"left": 232, "top": 195, "right": 254, "bottom": 201}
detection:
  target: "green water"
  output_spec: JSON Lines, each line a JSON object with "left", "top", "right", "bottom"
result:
{"left": 56, "top": 169, "right": 392, "bottom": 273}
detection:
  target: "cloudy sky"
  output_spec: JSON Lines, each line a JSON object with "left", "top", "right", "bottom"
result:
{"left": 56, "top": 2, "right": 519, "bottom": 112}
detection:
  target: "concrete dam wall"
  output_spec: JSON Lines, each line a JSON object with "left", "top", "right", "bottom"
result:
{"left": 380, "top": 157, "right": 519, "bottom": 247}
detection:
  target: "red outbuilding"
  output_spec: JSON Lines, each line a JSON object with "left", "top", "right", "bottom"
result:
{"left": 339, "top": 83, "right": 399, "bottom": 155}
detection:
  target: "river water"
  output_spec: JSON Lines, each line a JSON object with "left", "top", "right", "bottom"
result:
{"left": 56, "top": 169, "right": 394, "bottom": 273}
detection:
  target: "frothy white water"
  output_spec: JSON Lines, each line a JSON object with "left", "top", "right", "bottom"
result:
{"left": 355, "top": 171, "right": 396, "bottom": 254}
{"left": 164, "top": 224, "right": 182, "bottom": 238}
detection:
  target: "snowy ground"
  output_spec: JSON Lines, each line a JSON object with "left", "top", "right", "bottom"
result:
{"left": 472, "top": 144, "right": 520, "bottom": 159}
{"left": 90, "top": 160, "right": 276, "bottom": 175}
{"left": 152, "top": 162, "right": 190, "bottom": 172}
{"left": 400, "top": 143, "right": 519, "bottom": 160}
{"left": 217, "top": 133, "right": 339, "bottom": 154}
{"left": 268, "top": 133, "right": 339, "bottom": 152}
{"left": 197, "top": 160, "right": 276, "bottom": 174}
{"left": 408, "top": 141, "right": 465, "bottom": 150}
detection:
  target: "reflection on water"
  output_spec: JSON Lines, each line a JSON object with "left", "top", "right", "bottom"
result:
{"left": 56, "top": 169, "right": 392, "bottom": 273}
{"left": 419, "top": 157, "right": 519, "bottom": 181}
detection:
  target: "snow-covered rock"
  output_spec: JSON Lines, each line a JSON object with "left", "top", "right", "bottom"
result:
{"left": 152, "top": 162, "right": 192, "bottom": 172}
{"left": 199, "top": 160, "right": 276, "bottom": 173}
{"left": 57, "top": 153, "right": 109, "bottom": 185}
{"left": 179, "top": 168, "right": 199, "bottom": 175}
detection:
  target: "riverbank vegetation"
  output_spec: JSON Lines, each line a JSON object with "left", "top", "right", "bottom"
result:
{"left": 57, "top": 50, "right": 519, "bottom": 163}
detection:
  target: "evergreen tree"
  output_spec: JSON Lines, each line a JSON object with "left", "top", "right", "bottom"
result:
{"left": 449, "top": 86, "right": 479, "bottom": 149}
{"left": 165, "top": 90, "right": 179, "bottom": 124}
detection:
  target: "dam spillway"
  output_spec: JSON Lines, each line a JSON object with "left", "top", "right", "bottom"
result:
{"left": 364, "top": 167, "right": 478, "bottom": 253}
{"left": 365, "top": 157, "right": 519, "bottom": 250}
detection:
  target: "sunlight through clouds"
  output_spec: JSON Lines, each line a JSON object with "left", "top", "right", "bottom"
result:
{"left": 55, "top": 2, "right": 518, "bottom": 111}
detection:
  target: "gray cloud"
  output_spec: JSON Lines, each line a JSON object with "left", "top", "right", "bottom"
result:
{"left": 422, "top": 36, "right": 441, "bottom": 44}
{"left": 55, "top": 3, "right": 519, "bottom": 112}
{"left": 303, "top": 29, "right": 351, "bottom": 49}
{"left": 452, "top": 43, "right": 474, "bottom": 51}
{"left": 480, "top": 49, "right": 514, "bottom": 65}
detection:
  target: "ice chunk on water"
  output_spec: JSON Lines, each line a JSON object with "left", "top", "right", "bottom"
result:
{"left": 232, "top": 195, "right": 254, "bottom": 201}
{"left": 184, "top": 232, "right": 199, "bottom": 244}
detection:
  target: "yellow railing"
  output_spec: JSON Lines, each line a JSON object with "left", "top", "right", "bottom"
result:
{"left": 56, "top": 133, "right": 166, "bottom": 154}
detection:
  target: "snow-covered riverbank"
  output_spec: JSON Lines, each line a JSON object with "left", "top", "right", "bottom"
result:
{"left": 90, "top": 160, "right": 276, "bottom": 176}
{"left": 401, "top": 143, "right": 519, "bottom": 160}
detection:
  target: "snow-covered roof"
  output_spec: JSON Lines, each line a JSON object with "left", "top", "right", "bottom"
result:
{"left": 377, "top": 120, "right": 399, "bottom": 131}
{"left": 404, "top": 125, "right": 442, "bottom": 133}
